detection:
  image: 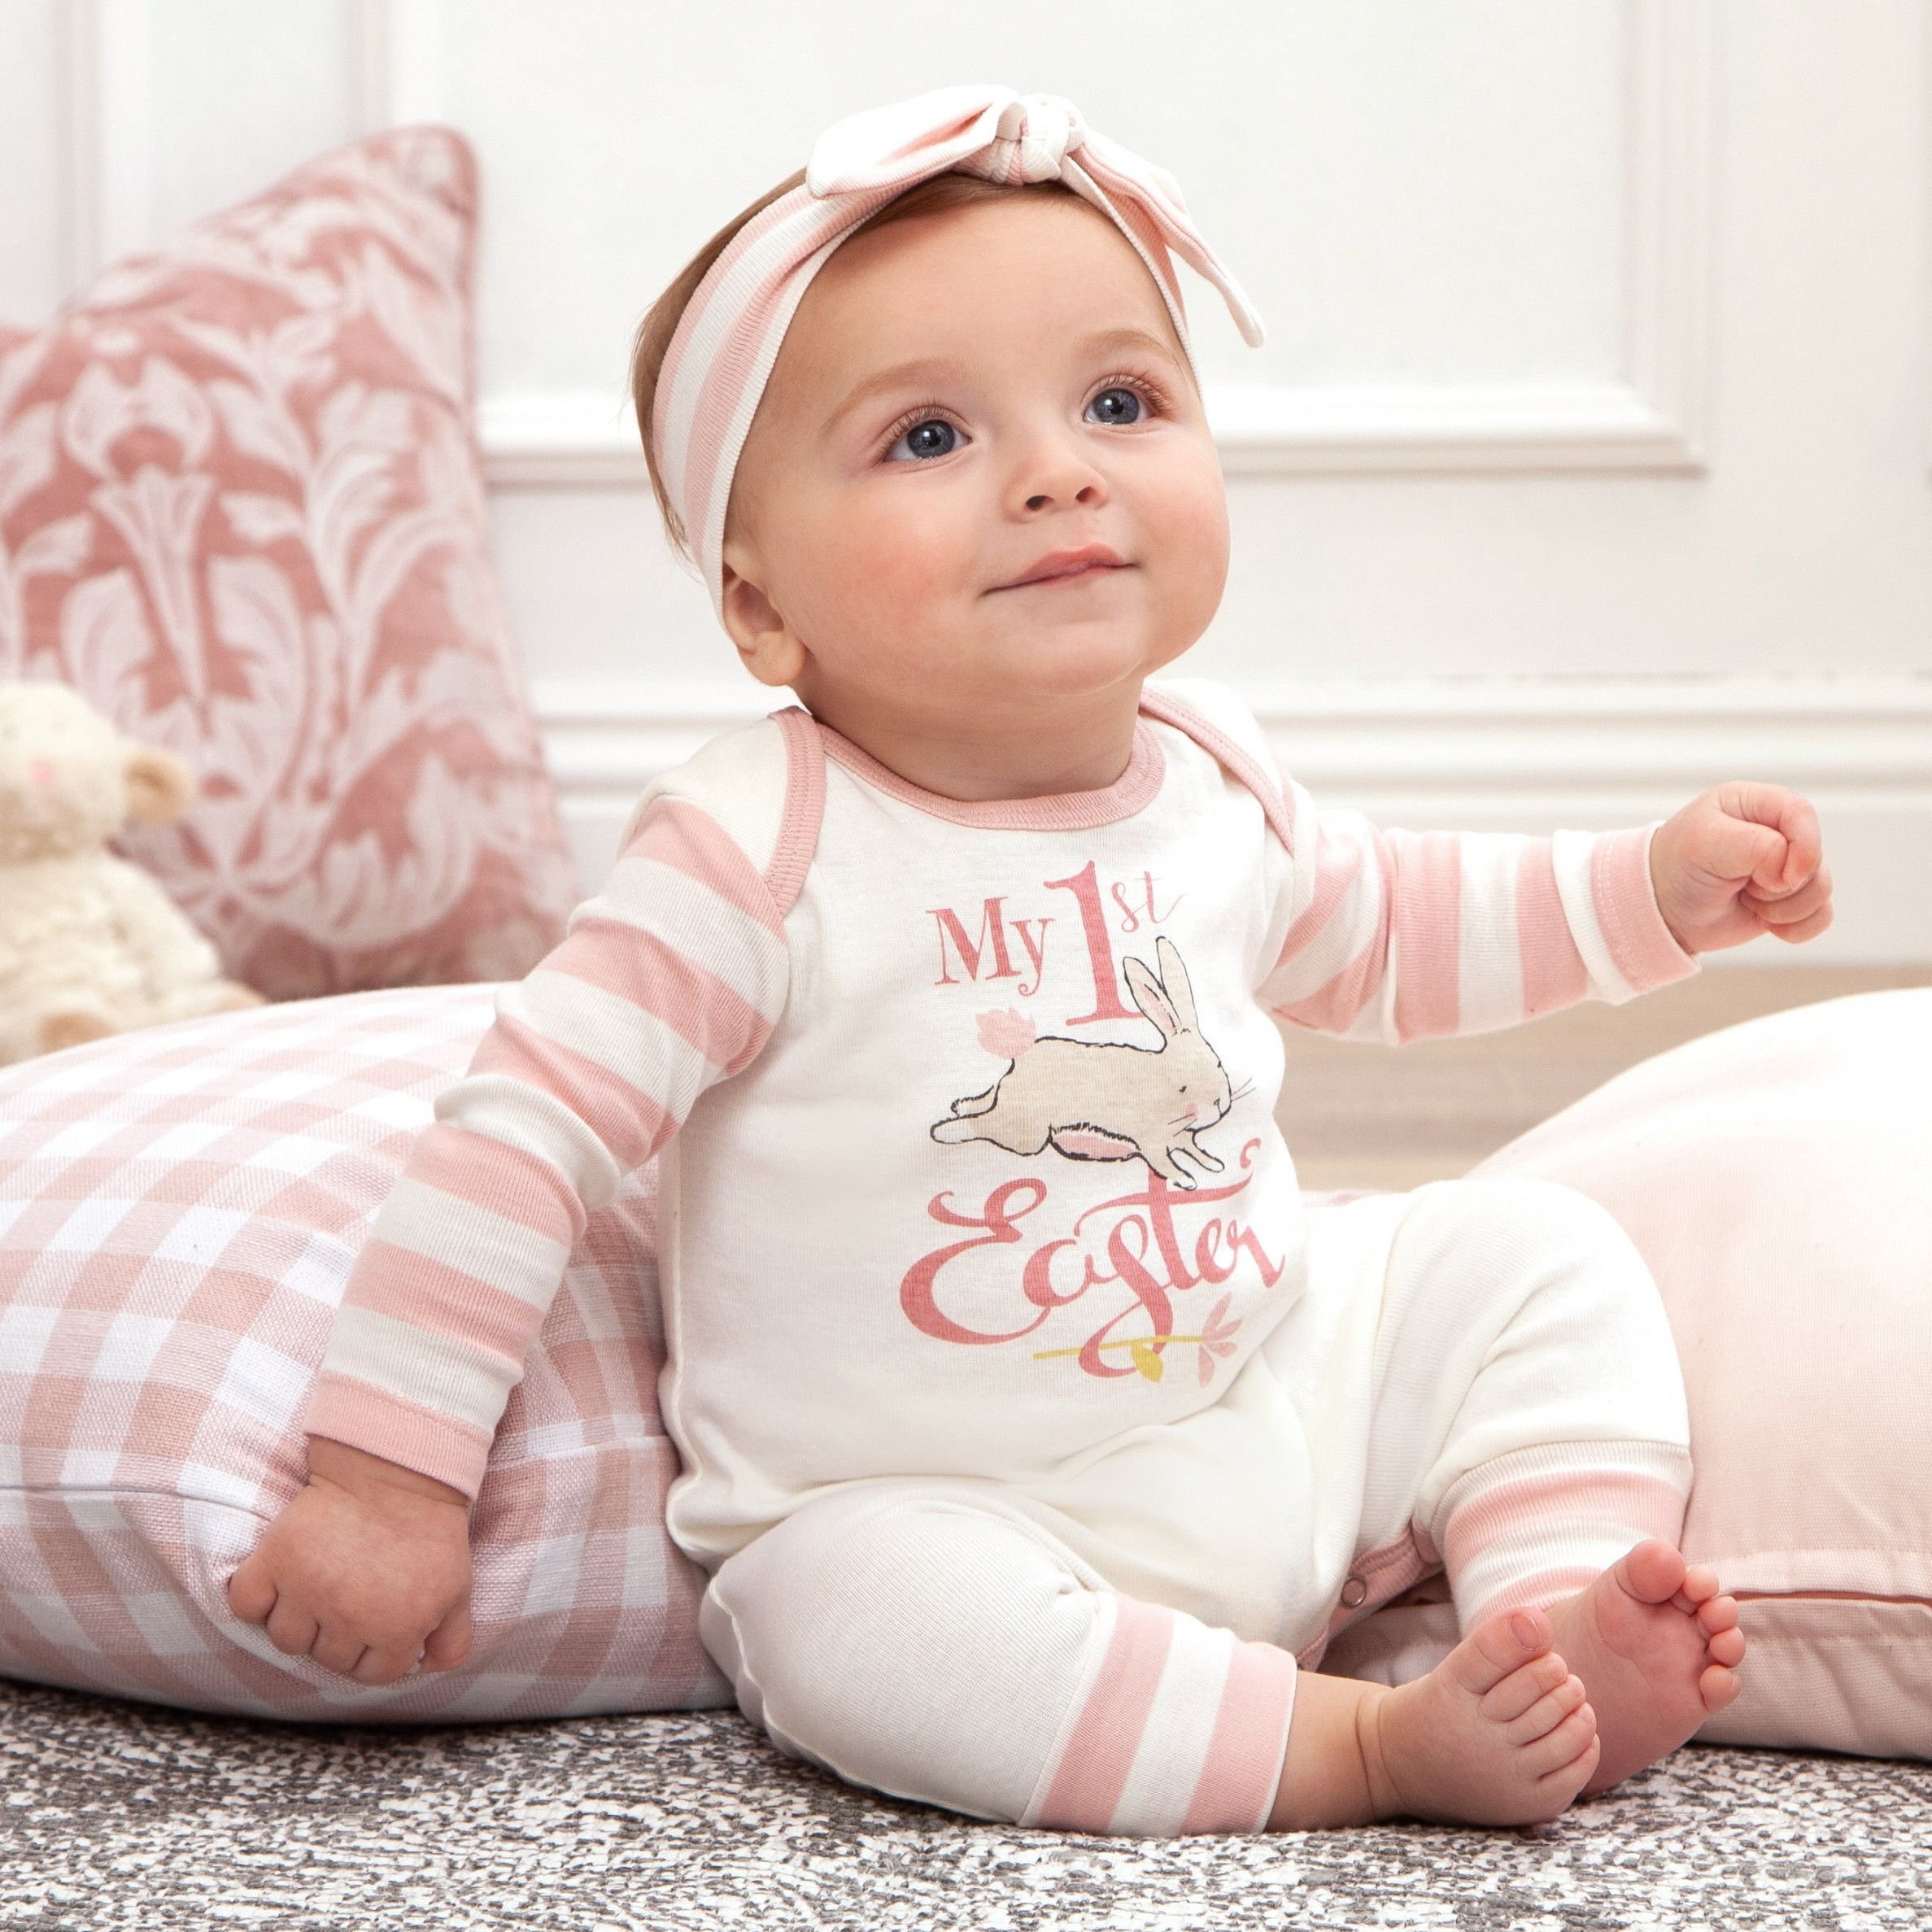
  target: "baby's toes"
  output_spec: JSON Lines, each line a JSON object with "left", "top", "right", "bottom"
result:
{"left": 1695, "top": 1592, "right": 1740, "bottom": 1637}
{"left": 1674, "top": 1562, "right": 1723, "bottom": 1610}
{"left": 1506, "top": 1671, "right": 1589, "bottom": 1747}
{"left": 1530, "top": 1732, "right": 1603, "bottom": 1817}
{"left": 1480, "top": 1649, "right": 1571, "bottom": 1725}
{"left": 1707, "top": 1624, "right": 1747, "bottom": 1669}
{"left": 1520, "top": 1699, "right": 1598, "bottom": 1778}
{"left": 1699, "top": 1662, "right": 1742, "bottom": 1713}
{"left": 1620, "top": 1539, "right": 1690, "bottom": 1604}
{"left": 1450, "top": 1607, "right": 1555, "bottom": 1697}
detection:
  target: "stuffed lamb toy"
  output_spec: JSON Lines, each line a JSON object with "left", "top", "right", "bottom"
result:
{"left": 0, "top": 682, "right": 261, "bottom": 1066}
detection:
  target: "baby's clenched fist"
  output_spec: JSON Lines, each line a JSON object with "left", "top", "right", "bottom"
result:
{"left": 1649, "top": 783, "right": 1833, "bottom": 955}
{"left": 228, "top": 1436, "right": 473, "bottom": 1686}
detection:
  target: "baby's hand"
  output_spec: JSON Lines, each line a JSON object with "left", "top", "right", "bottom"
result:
{"left": 227, "top": 1437, "right": 473, "bottom": 1686}
{"left": 1649, "top": 782, "right": 1834, "bottom": 955}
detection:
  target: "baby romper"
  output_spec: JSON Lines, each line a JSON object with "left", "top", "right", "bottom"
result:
{"left": 309, "top": 679, "right": 1695, "bottom": 1833}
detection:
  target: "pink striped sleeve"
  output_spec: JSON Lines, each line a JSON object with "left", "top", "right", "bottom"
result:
{"left": 1516, "top": 841, "right": 1590, "bottom": 1019}
{"left": 1260, "top": 773, "right": 1694, "bottom": 1044}
{"left": 306, "top": 797, "right": 791, "bottom": 1495}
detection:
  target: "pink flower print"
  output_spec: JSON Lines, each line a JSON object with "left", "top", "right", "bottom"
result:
{"left": 1197, "top": 1293, "right": 1241, "bottom": 1387}
{"left": 975, "top": 1007, "right": 1037, "bottom": 1059}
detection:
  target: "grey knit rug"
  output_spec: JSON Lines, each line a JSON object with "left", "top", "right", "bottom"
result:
{"left": 3, "top": 1676, "right": 1926, "bottom": 1930}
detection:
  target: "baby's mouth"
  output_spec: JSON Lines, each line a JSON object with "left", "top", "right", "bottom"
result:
{"left": 992, "top": 543, "right": 1130, "bottom": 591}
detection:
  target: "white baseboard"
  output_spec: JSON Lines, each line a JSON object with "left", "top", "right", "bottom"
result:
{"left": 531, "top": 674, "right": 1932, "bottom": 964}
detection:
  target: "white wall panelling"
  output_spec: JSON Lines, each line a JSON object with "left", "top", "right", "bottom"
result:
{"left": 528, "top": 674, "right": 1932, "bottom": 965}
{"left": 0, "top": 2, "right": 65, "bottom": 321}
{"left": 7, "top": 1, "right": 1930, "bottom": 962}
{"left": 409, "top": 0, "right": 1714, "bottom": 485}
{"left": 355, "top": 0, "right": 443, "bottom": 132}
{"left": 20, "top": 2, "right": 1729, "bottom": 487}
{"left": 1210, "top": 0, "right": 1712, "bottom": 477}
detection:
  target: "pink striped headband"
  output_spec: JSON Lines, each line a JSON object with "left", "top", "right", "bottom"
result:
{"left": 652, "top": 85, "right": 1266, "bottom": 613}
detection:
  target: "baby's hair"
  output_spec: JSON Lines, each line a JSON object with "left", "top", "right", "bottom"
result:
{"left": 630, "top": 172, "right": 1079, "bottom": 553}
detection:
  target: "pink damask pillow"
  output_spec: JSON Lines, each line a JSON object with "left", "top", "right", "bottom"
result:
{"left": 0, "top": 130, "right": 578, "bottom": 998}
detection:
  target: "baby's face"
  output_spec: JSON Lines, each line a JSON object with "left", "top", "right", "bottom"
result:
{"left": 721, "top": 192, "right": 1230, "bottom": 742}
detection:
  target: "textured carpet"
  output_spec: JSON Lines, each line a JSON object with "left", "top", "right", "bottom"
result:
{"left": 3, "top": 1677, "right": 1927, "bottom": 1930}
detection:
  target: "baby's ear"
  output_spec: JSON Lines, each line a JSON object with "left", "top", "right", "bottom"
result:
{"left": 720, "top": 556, "right": 807, "bottom": 688}
{"left": 124, "top": 744, "right": 197, "bottom": 826}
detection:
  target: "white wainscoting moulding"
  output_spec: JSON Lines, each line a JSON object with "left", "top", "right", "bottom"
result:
{"left": 530, "top": 674, "right": 1932, "bottom": 821}
{"left": 57, "top": 0, "right": 159, "bottom": 288}
{"left": 52, "top": 0, "right": 1714, "bottom": 476}
{"left": 373, "top": 0, "right": 1715, "bottom": 485}
{"left": 530, "top": 673, "right": 1932, "bottom": 958}
{"left": 355, "top": 0, "right": 446, "bottom": 133}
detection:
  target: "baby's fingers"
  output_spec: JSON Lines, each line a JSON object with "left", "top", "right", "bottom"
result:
{"left": 227, "top": 1550, "right": 278, "bottom": 1625}
{"left": 1747, "top": 862, "right": 1831, "bottom": 922}
{"left": 311, "top": 1624, "right": 371, "bottom": 1679}
{"left": 421, "top": 1600, "right": 473, "bottom": 1673}
{"left": 1718, "top": 783, "right": 1823, "bottom": 895}
{"left": 264, "top": 1594, "right": 320, "bottom": 1659}
{"left": 347, "top": 1633, "right": 433, "bottom": 1686}
{"left": 1764, "top": 901, "right": 1834, "bottom": 944}
{"left": 1747, "top": 862, "right": 1833, "bottom": 944}
{"left": 307, "top": 1611, "right": 439, "bottom": 1685}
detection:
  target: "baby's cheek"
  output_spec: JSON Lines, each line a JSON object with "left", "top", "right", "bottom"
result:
{"left": 1146, "top": 460, "right": 1231, "bottom": 622}
{"left": 814, "top": 501, "right": 969, "bottom": 630}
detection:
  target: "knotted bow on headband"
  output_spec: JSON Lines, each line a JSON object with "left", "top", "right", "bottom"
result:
{"left": 652, "top": 85, "right": 1265, "bottom": 612}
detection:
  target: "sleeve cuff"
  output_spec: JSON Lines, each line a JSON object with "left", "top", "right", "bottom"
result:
{"left": 303, "top": 1376, "right": 495, "bottom": 1500}
{"left": 1553, "top": 824, "right": 1699, "bottom": 1004}
{"left": 1592, "top": 825, "right": 1699, "bottom": 994}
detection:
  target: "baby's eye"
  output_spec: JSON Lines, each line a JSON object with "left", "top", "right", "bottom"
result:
{"left": 887, "top": 418, "right": 962, "bottom": 462}
{"left": 1085, "top": 386, "right": 1145, "bottom": 426}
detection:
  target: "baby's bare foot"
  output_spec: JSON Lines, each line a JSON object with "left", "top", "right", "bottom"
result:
{"left": 1363, "top": 1606, "right": 1601, "bottom": 1825}
{"left": 1542, "top": 1540, "right": 1745, "bottom": 1795}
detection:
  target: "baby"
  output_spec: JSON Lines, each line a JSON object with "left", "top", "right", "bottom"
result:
{"left": 231, "top": 89, "right": 1833, "bottom": 1834}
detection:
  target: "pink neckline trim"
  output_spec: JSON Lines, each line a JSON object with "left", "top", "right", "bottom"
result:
{"left": 814, "top": 717, "right": 1167, "bottom": 830}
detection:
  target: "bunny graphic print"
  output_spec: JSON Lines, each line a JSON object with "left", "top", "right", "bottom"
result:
{"left": 931, "top": 935, "right": 1241, "bottom": 1190}
{"left": 658, "top": 690, "right": 1309, "bottom": 1572}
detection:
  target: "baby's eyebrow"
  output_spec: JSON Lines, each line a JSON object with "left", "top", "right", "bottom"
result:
{"left": 1080, "top": 325, "right": 1187, "bottom": 369}
{"left": 823, "top": 357, "right": 966, "bottom": 434}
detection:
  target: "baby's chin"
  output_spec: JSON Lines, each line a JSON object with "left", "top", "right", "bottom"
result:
{"left": 966, "top": 604, "right": 1189, "bottom": 696}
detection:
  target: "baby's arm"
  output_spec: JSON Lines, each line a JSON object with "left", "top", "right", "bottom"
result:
{"left": 228, "top": 796, "right": 790, "bottom": 1684}
{"left": 1258, "top": 772, "right": 1827, "bottom": 1044}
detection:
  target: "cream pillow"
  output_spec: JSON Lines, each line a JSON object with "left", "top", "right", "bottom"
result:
{"left": 1472, "top": 988, "right": 1932, "bottom": 1756}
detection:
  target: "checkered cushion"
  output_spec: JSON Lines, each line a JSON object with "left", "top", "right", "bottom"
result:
{"left": 0, "top": 987, "right": 726, "bottom": 1719}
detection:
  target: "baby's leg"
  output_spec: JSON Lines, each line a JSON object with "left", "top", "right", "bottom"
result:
{"left": 704, "top": 1481, "right": 1603, "bottom": 1834}
{"left": 704, "top": 1483, "right": 1297, "bottom": 1834}
{"left": 1365, "top": 1177, "right": 1741, "bottom": 1791}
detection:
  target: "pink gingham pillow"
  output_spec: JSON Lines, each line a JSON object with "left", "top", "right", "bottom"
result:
{"left": 0, "top": 129, "right": 578, "bottom": 998}
{"left": 0, "top": 987, "right": 725, "bottom": 1720}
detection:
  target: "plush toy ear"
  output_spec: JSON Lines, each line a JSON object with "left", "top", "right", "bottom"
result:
{"left": 124, "top": 745, "right": 198, "bottom": 826}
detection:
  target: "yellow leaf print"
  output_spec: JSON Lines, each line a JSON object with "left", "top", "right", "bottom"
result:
{"left": 1129, "top": 1339, "right": 1163, "bottom": 1383}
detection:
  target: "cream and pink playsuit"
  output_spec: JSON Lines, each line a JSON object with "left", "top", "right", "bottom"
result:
{"left": 311, "top": 679, "right": 1695, "bottom": 1834}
